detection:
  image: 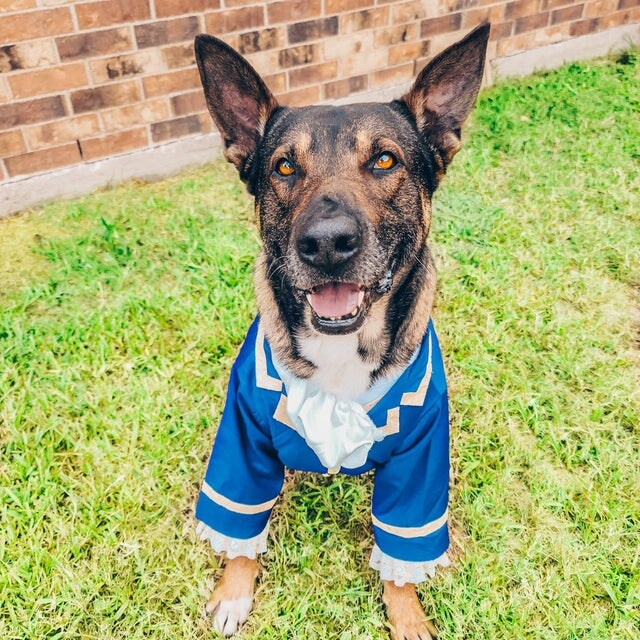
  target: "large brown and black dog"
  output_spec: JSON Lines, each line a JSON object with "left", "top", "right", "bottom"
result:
{"left": 194, "top": 23, "right": 489, "bottom": 640}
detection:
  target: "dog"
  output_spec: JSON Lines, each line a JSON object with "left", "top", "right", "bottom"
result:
{"left": 192, "top": 23, "right": 490, "bottom": 640}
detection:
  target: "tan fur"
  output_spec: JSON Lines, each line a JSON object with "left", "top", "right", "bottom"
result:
{"left": 253, "top": 252, "right": 315, "bottom": 379}
{"left": 383, "top": 582, "right": 439, "bottom": 640}
{"left": 206, "top": 556, "right": 259, "bottom": 613}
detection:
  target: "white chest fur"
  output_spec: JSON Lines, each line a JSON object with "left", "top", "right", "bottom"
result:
{"left": 297, "top": 331, "right": 375, "bottom": 400}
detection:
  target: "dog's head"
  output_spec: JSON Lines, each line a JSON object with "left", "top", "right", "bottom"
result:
{"left": 195, "top": 26, "right": 489, "bottom": 339}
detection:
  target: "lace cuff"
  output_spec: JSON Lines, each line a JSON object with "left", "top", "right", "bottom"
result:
{"left": 195, "top": 521, "right": 269, "bottom": 559}
{"left": 369, "top": 544, "right": 450, "bottom": 586}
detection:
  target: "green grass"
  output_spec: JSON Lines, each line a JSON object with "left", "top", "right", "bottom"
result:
{"left": 1, "top": 52, "right": 639, "bottom": 640}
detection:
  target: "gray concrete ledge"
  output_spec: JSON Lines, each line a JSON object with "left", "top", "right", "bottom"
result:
{"left": 1, "top": 23, "right": 638, "bottom": 219}
{"left": 1, "top": 132, "right": 221, "bottom": 219}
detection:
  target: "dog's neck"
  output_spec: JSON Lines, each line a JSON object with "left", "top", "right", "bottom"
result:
{"left": 254, "top": 244, "right": 436, "bottom": 399}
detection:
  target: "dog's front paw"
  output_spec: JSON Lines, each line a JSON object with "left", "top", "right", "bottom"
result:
{"left": 206, "top": 595, "right": 253, "bottom": 637}
{"left": 205, "top": 556, "right": 259, "bottom": 637}
{"left": 382, "top": 581, "right": 438, "bottom": 640}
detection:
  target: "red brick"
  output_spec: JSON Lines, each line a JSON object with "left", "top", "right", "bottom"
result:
{"left": 71, "top": 81, "right": 140, "bottom": 114}
{"left": 505, "top": 0, "right": 539, "bottom": 19}
{"left": 155, "top": 0, "right": 220, "bottom": 18}
{"left": 288, "top": 17, "right": 339, "bottom": 44}
{"left": 392, "top": 1, "right": 429, "bottom": 24}
{"left": 0, "top": 39, "right": 57, "bottom": 72}
{"left": 340, "top": 7, "right": 389, "bottom": 32}
{"left": 89, "top": 50, "right": 163, "bottom": 83}
{"left": 618, "top": 0, "right": 637, "bottom": 8}
{"left": 204, "top": 7, "right": 264, "bottom": 34}
{"left": 540, "top": 0, "right": 573, "bottom": 9}
{"left": 0, "top": 96, "right": 65, "bottom": 130}
{"left": 263, "top": 72, "right": 286, "bottom": 93}
{"left": 569, "top": 16, "right": 598, "bottom": 34}
{"left": 170, "top": 90, "right": 206, "bottom": 115}
{"left": 514, "top": 11, "right": 549, "bottom": 32}
{"left": 9, "top": 63, "right": 88, "bottom": 99}
{"left": 278, "top": 44, "right": 321, "bottom": 68}
{"left": 161, "top": 43, "right": 195, "bottom": 69}
{"left": 599, "top": 8, "right": 633, "bottom": 27}
{"left": 551, "top": 4, "right": 584, "bottom": 22}
{"left": 288, "top": 61, "right": 338, "bottom": 88}
{"left": 584, "top": 0, "right": 617, "bottom": 17}
{"left": 100, "top": 98, "right": 170, "bottom": 130}
{"left": 5, "top": 142, "right": 81, "bottom": 177}
{"left": 75, "top": 0, "right": 150, "bottom": 29}
{"left": 421, "top": 13, "right": 462, "bottom": 36}
{"left": 371, "top": 62, "right": 414, "bottom": 87}
{"left": 238, "top": 28, "right": 285, "bottom": 54}
{"left": 142, "top": 67, "right": 200, "bottom": 97}
{"left": 135, "top": 16, "right": 199, "bottom": 48}
{"left": 326, "top": 0, "right": 373, "bottom": 11}
{"left": 492, "top": 21, "right": 515, "bottom": 39}
{"left": 0, "top": 0, "right": 37, "bottom": 11}
{"left": 461, "top": 4, "right": 506, "bottom": 27}
{"left": 374, "top": 23, "right": 419, "bottom": 47}
{"left": 0, "top": 130, "right": 26, "bottom": 157}
{"left": 57, "top": 27, "right": 132, "bottom": 61}
{"left": 388, "top": 40, "right": 429, "bottom": 65}
{"left": 441, "top": 0, "right": 479, "bottom": 10}
{"left": 323, "top": 74, "right": 368, "bottom": 100}
{"left": 79, "top": 127, "right": 148, "bottom": 160}
{"left": 276, "top": 85, "right": 320, "bottom": 107}
{"left": 23, "top": 114, "right": 100, "bottom": 149}
{"left": 0, "top": 8, "right": 73, "bottom": 43}
{"left": 151, "top": 114, "right": 205, "bottom": 142}
{"left": 267, "top": 0, "right": 321, "bottom": 24}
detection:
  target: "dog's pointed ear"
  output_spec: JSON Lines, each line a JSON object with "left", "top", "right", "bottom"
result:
{"left": 401, "top": 23, "right": 490, "bottom": 172}
{"left": 194, "top": 34, "right": 278, "bottom": 178}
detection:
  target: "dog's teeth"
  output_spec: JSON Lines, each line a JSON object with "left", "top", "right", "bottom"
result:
{"left": 357, "top": 290, "right": 365, "bottom": 306}
{"left": 305, "top": 293, "right": 312, "bottom": 305}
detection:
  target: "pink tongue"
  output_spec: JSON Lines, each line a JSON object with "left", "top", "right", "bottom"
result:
{"left": 308, "top": 282, "right": 360, "bottom": 318}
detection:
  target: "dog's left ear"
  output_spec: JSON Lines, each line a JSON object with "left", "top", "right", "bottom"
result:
{"left": 194, "top": 34, "right": 278, "bottom": 182}
{"left": 402, "top": 23, "right": 490, "bottom": 172}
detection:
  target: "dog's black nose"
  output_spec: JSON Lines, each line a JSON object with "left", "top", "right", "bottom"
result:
{"left": 296, "top": 212, "right": 361, "bottom": 270}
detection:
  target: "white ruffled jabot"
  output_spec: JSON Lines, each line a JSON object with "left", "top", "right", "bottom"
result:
{"left": 195, "top": 521, "right": 269, "bottom": 559}
{"left": 369, "top": 544, "right": 450, "bottom": 586}
{"left": 272, "top": 360, "right": 387, "bottom": 470}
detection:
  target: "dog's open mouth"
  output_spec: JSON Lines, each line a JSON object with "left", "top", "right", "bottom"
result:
{"left": 304, "top": 282, "right": 370, "bottom": 333}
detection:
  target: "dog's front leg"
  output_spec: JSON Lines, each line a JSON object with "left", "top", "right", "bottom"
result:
{"left": 383, "top": 581, "right": 439, "bottom": 640}
{"left": 206, "top": 556, "right": 259, "bottom": 637}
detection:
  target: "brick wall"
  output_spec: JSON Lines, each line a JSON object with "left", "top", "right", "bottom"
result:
{"left": 1, "top": 0, "right": 638, "bottom": 185}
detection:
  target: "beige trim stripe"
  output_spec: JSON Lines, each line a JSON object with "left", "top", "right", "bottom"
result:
{"left": 202, "top": 481, "right": 278, "bottom": 515}
{"left": 255, "top": 322, "right": 283, "bottom": 392}
{"left": 400, "top": 331, "right": 433, "bottom": 407}
{"left": 372, "top": 509, "right": 448, "bottom": 538}
{"left": 380, "top": 407, "right": 400, "bottom": 435}
{"left": 273, "top": 394, "right": 294, "bottom": 428}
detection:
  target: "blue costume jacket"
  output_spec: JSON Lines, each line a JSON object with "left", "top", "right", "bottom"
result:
{"left": 195, "top": 318, "right": 449, "bottom": 565}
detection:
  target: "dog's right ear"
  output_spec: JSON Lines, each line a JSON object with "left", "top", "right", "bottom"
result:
{"left": 194, "top": 34, "right": 278, "bottom": 180}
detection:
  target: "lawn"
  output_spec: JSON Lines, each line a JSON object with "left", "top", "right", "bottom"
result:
{"left": 1, "top": 52, "right": 639, "bottom": 640}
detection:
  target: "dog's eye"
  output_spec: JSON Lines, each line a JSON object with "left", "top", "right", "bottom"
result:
{"left": 374, "top": 152, "right": 397, "bottom": 171}
{"left": 275, "top": 158, "right": 295, "bottom": 177}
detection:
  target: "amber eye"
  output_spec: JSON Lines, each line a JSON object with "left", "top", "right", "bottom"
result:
{"left": 374, "top": 152, "right": 397, "bottom": 171}
{"left": 275, "top": 158, "right": 295, "bottom": 177}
